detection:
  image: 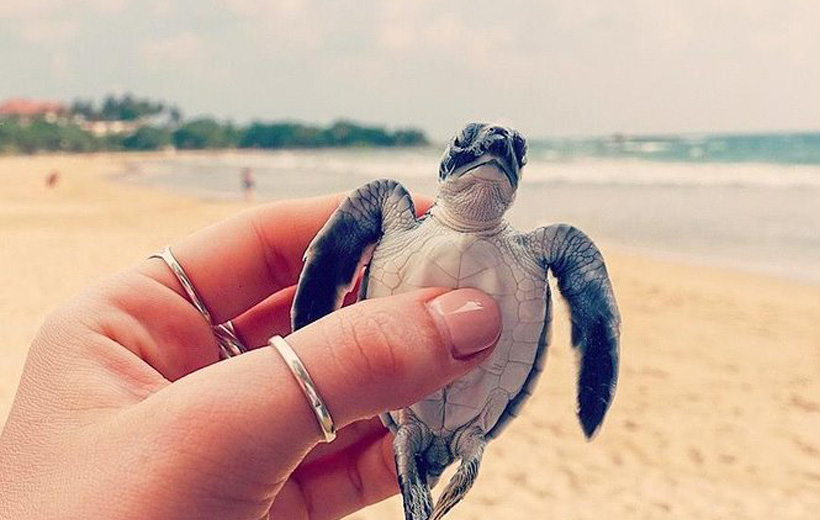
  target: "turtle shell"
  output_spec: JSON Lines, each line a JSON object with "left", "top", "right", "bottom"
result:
{"left": 364, "top": 216, "right": 552, "bottom": 439}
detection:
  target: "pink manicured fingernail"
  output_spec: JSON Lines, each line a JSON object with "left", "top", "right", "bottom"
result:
{"left": 427, "top": 288, "right": 502, "bottom": 359}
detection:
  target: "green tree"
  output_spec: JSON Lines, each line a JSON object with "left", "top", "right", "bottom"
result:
{"left": 169, "top": 106, "right": 183, "bottom": 126}
{"left": 122, "top": 126, "right": 172, "bottom": 151}
{"left": 95, "top": 94, "right": 166, "bottom": 121}
{"left": 238, "top": 120, "right": 428, "bottom": 149}
{"left": 69, "top": 99, "right": 95, "bottom": 120}
{"left": 0, "top": 119, "right": 99, "bottom": 154}
{"left": 4, "top": 96, "right": 431, "bottom": 154}
{"left": 0, "top": 119, "right": 22, "bottom": 153}
{"left": 173, "top": 118, "right": 235, "bottom": 149}
{"left": 392, "top": 128, "right": 428, "bottom": 146}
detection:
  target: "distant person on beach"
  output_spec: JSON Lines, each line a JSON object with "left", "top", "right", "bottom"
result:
{"left": 241, "top": 167, "right": 255, "bottom": 202}
{"left": 45, "top": 169, "right": 60, "bottom": 189}
{"left": 0, "top": 194, "right": 501, "bottom": 519}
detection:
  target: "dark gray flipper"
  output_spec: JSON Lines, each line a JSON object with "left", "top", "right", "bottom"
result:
{"left": 292, "top": 178, "right": 417, "bottom": 331}
{"left": 393, "top": 411, "right": 435, "bottom": 520}
{"left": 530, "top": 224, "right": 621, "bottom": 439}
{"left": 429, "top": 427, "right": 486, "bottom": 520}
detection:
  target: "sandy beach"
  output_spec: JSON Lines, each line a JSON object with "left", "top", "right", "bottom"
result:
{"left": 1, "top": 154, "right": 818, "bottom": 519}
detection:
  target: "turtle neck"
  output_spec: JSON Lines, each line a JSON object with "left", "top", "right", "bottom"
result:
{"left": 429, "top": 204, "right": 508, "bottom": 235}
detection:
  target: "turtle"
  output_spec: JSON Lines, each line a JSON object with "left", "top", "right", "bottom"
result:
{"left": 292, "top": 122, "right": 621, "bottom": 520}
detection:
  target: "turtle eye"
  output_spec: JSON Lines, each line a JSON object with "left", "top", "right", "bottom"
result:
{"left": 455, "top": 122, "right": 484, "bottom": 149}
{"left": 487, "top": 137, "right": 506, "bottom": 157}
{"left": 512, "top": 132, "right": 527, "bottom": 167}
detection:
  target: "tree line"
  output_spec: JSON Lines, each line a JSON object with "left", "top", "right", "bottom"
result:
{"left": 70, "top": 94, "right": 182, "bottom": 123}
{"left": 0, "top": 95, "right": 429, "bottom": 154}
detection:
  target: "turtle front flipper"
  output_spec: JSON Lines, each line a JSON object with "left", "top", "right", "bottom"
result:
{"left": 292, "top": 179, "right": 418, "bottom": 330}
{"left": 529, "top": 224, "right": 621, "bottom": 439}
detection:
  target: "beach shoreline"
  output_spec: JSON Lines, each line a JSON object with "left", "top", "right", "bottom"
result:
{"left": 1, "top": 153, "right": 819, "bottom": 519}
{"left": 118, "top": 149, "right": 820, "bottom": 285}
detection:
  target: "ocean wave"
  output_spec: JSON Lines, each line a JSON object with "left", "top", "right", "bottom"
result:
{"left": 136, "top": 149, "right": 820, "bottom": 190}
{"left": 522, "top": 159, "right": 820, "bottom": 189}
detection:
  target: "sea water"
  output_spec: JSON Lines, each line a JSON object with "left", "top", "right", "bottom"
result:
{"left": 121, "top": 133, "right": 820, "bottom": 284}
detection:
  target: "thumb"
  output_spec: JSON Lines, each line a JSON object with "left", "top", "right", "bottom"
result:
{"left": 152, "top": 287, "right": 501, "bottom": 485}
{"left": 286, "top": 286, "right": 502, "bottom": 430}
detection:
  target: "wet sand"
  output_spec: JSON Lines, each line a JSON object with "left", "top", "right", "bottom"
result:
{"left": 1, "top": 154, "right": 818, "bottom": 519}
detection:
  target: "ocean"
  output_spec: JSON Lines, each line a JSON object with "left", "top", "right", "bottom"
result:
{"left": 119, "top": 132, "right": 820, "bottom": 284}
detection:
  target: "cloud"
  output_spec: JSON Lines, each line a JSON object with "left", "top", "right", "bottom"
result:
{"left": 1, "top": 1, "right": 131, "bottom": 49}
{"left": 139, "top": 31, "right": 205, "bottom": 70}
{"left": 0, "top": 1, "right": 68, "bottom": 19}
{"left": 147, "top": 0, "right": 174, "bottom": 17}
{"left": 19, "top": 18, "right": 77, "bottom": 44}
{"left": 222, "top": 0, "right": 325, "bottom": 49}
{"left": 4, "top": 1, "right": 820, "bottom": 135}
{"left": 0, "top": 0, "right": 129, "bottom": 19}
{"left": 224, "top": 0, "right": 309, "bottom": 19}
{"left": 50, "top": 50, "right": 70, "bottom": 81}
{"left": 86, "top": 0, "right": 130, "bottom": 14}
{"left": 374, "top": 3, "right": 523, "bottom": 87}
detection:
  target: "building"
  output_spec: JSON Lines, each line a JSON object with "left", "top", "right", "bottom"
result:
{"left": 80, "top": 119, "right": 144, "bottom": 137}
{"left": 0, "top": 98, "right": 67, "bottom": 123}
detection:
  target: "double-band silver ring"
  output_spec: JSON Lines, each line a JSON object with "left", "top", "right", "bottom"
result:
{"left": 149, "top": 246, "right": 248, "bottom": 359}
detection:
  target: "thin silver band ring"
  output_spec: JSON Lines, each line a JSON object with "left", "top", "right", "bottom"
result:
{"left": 214, "top": 320, "right": 246, "bottom": 358}
{"left": 149, "top": 246, "right": 248, "bottom": 359}
{"left": 269, "top": 335, "right": 336, "bottom": 443}
{"left": 150, "top": 246, "right": 213, "bottom": 323}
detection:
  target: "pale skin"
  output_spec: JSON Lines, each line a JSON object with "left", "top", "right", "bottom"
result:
{"left": 0, "top": 194, "right": 502, "bottom": 520}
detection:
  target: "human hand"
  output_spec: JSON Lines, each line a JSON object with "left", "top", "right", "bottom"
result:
{"left": 0, "top": 194, "right": 502, "bottom": 520}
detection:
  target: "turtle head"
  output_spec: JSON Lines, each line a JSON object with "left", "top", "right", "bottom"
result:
{"left": 436, "top": 122, "right": 527, "bottom": 227}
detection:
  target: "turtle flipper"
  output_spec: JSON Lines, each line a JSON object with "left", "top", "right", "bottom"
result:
{"left": 530, "top": 224, "right": 621, "bottom": 439}
{"left": 430, "top": 428, "right": 486, "bottom": 520}
{"left": 292, "top": 179, "right": 417, "bottom": 330}
{"left": 393, "top": 411, "right": 434, "bottom": 520}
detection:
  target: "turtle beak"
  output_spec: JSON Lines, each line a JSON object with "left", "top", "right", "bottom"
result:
{"left": 456, "top": 157, "right": 518, "bottom": 187}
{"left": 497, "top": 158, "right": 519, "bottom": 188}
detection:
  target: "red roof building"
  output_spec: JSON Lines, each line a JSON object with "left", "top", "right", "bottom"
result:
{"left": 0, "top": 98, "right": 67, "bottom": 119}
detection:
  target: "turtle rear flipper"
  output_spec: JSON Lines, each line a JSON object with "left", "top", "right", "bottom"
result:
{"left": 393, "top": 410, "right": 435, "bottom": 520}
{"left": 292, "top": 179, "right": 418, "bottom": 330}
{"left": 430, "top": 427, "right": 486, "bottom": 520}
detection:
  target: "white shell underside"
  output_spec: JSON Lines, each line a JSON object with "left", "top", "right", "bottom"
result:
{"left": 366, "top": 216, "right": 549, "bottom": 437}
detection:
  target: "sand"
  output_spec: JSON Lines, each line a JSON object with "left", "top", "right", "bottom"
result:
{"left": 1, "top": 154, "right": 818, "bottom": 519}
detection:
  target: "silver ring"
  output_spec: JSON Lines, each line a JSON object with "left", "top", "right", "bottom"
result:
{"left": 269, "top": 335, "right": 336, "bottom": 443}
{"left": 149, "top": 247, "right": 213, "bottom": 323}
{"left": 150, "top": 246, "right": 248, "bottom": 358}
{"left": 214, "top": 321, "right": 246, "bottom": 358}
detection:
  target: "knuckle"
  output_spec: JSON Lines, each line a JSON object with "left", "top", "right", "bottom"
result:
{"left": 328, "top": 304, "right": 409, "bottom": 386}
{"left": 34, "top": 300, "right": 95, "bottom": 357}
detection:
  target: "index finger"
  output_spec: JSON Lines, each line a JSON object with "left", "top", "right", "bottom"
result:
{"left": 141, "top": 191, "right": 432, "bottom": 324}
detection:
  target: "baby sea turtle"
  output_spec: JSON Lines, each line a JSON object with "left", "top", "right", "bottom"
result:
{"left": 292, "top": 122, "right": 621, "bottom": 520}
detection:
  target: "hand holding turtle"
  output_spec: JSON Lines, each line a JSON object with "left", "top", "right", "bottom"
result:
{"left": 294, "top": 123, "right": 621, "bottom": 519}
{"left": 0, "top": 195, "right": 502, "bottom": 520}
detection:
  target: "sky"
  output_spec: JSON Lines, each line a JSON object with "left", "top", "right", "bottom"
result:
{"left": 1, "top": 0, "right": 819, "bottom": 139}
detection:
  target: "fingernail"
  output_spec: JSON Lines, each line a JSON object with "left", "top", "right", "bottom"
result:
{"left": 427, "top": 288, "right": 502, "bottom": 359}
